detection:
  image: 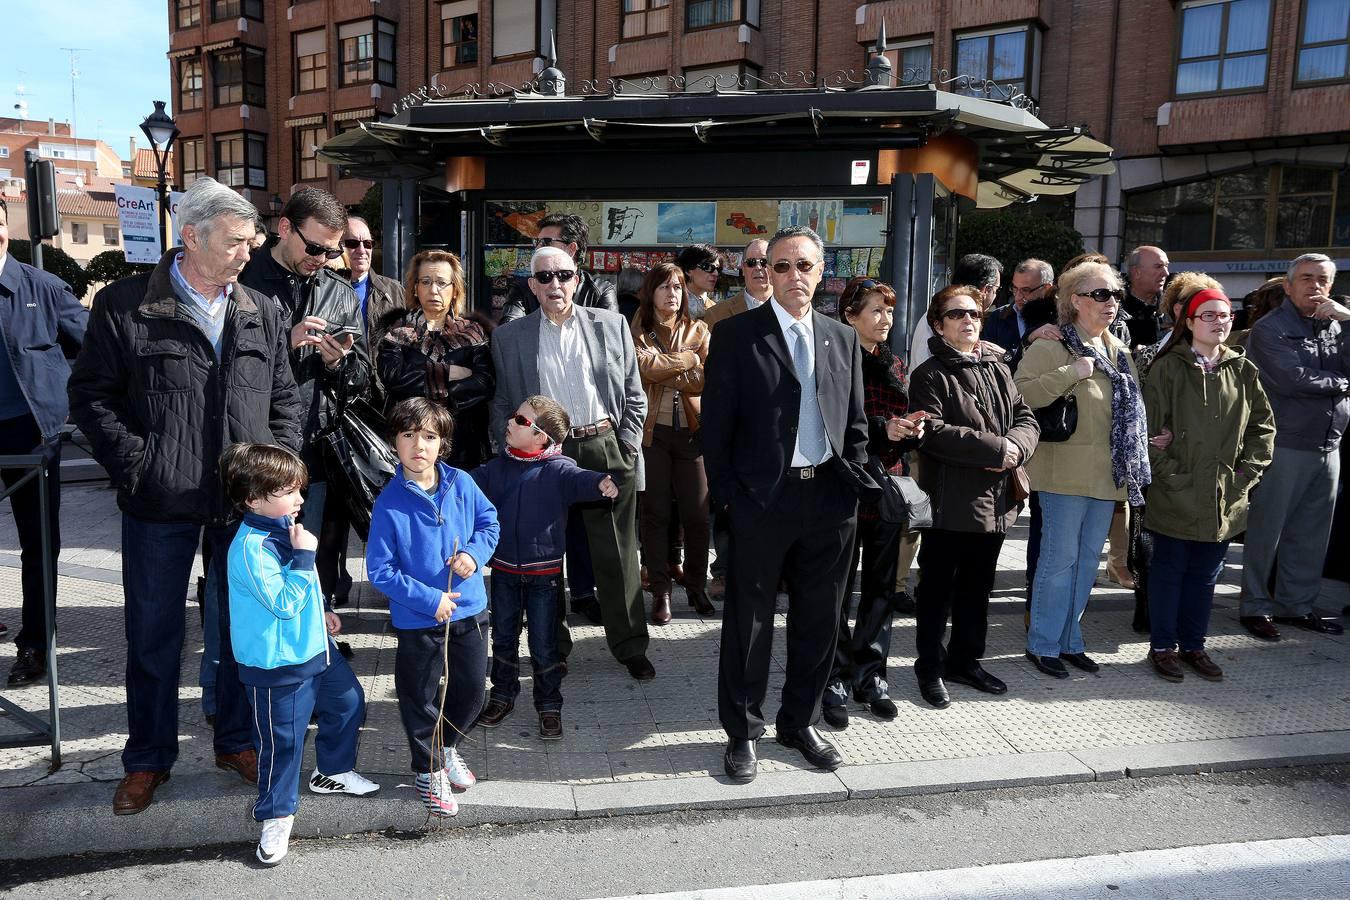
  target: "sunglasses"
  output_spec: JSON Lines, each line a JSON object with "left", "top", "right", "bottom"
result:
{"left": 291, "top": 222, "right": 344, "bottom": 260}
{"left": 1075, "top": 288, "right": 1125, "bottom": 303}
{"left": 1192, "top": 310, "right": 1233, "bottom": 323}
{"left": 533, "top": 270, "right": 576, "bottom": 284}
{"left": 941, "top": 308, "right": 983, "bottom": 321}
{"left": 533, "top": 236, "right": 562, "bottom": 248}
{"left": 772, "top": 260, "right": 820, "bottom": 274}
{"left": 694, "top": 261, "right": 720, "bottom": 273}
{"left": 743, "top": 258, "right": 769, "bottom": 269}
{"left": 511, "top": 414, "right": 550, "bottom": 439}
{"left": 343, "top": 238, "right": 374, "bottom": 250}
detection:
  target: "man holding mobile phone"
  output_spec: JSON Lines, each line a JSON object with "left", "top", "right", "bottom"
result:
{"left": 239, "top": 188, "right": 369, "bottom": 537}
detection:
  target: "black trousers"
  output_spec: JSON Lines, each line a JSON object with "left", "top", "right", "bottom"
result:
{"left": 0, "top": 414, "right": 60, "bottom": 653}
{"left": 914, "top": 528, "right": 1004, "bottom": 681}
{"left": 316, "top": 484, "right": 354, "bottom": 604}
{"left": 394, "top": 613, "right": 487, "bottom": 774}
{"left": 828, "top": 515, "right": 905, "bottom": 699}
{"left": 718, "top": 463, "right": 858, "bottom": 739}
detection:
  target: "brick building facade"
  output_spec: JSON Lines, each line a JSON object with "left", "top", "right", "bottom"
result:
{"left": 165, "top": 0, "right": 1350, "bottom": 293}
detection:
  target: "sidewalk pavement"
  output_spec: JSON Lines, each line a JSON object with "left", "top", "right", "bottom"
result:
{"left": 2, "top": 474, "right": 1349, "bottom": 861}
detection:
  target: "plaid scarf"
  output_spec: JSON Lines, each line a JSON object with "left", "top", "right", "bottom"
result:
{"left": 1062, "top": 325, "right": 1151, "bottom": 505}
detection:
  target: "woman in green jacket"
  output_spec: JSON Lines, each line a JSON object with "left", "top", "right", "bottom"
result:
{"left": 1141, "top": 288, "right": 1275, "bottom": 683}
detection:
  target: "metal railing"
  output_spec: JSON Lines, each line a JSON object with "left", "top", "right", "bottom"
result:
{"left": 0, "top": 453, "right": 62, "bottom": 770}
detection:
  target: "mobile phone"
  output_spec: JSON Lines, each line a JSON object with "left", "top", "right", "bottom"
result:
{"left": 323, "top": 323, "right": 362, "bottom": 337}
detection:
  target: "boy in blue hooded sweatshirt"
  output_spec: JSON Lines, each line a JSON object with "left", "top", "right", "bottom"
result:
{"left": 471, "top": 395, "right": 617, "bottom": 739}
{"left": 366, "top": 398, "right": 499, "bottom": 818}
{"left": 222, "top": 443, "right": 378, "bottom": 867}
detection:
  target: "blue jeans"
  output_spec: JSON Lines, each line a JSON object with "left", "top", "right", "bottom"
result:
{"left": 121, "top": 515, "right": 252, "bottom": 772}
{"left": 1147, "top": 531, "right": 1229, "bottom": 652}
{"left": 490, "top": 571, "right": 565, "bottom": 712}
{"left": 1027, "top": 492, "right": 1115, "bottom": 658}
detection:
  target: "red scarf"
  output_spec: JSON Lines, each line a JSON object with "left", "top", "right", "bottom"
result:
{"left": 507, "top": 441, "right": 564, "bottom": 462}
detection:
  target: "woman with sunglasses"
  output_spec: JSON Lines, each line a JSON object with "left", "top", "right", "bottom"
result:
{"left": 1140, "top": 288, "right": 1274, "bottom": 683}
{"left": 377, "top": 250, "right": 495, "bottom": 470}
{"left": 907, "top": 286, "right": 1038, "bottom": 708}
{"left": 1016, "top": 261, "right": 1150, "bottom": 679}
{"left": 821, "top": 278, "right": 927, "bottom": 726}
{"left": 676, "top": 243, "right": 724, "bottom": 321}
{"left": 632, "top": 262, "right": 715, "bottom": 623}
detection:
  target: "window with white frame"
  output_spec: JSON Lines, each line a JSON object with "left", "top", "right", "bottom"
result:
{"left": 294, "top": 30, "right": 328, "bottom": 93}
{"left": 104, "top": 224, "right": 120, "bottom": 245}
{"left": 624, "top": 0, "right": 670, "bottom": 38}
{"left": 294, "top": 125, "right": 327, "bottom": 181}
{"left": 1175, "top": 0, "right": 1270, "bottom": 95}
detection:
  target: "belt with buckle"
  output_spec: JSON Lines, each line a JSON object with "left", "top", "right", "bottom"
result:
{"left": 568, "top": 417, "right": 613, "bottom": 439}
{"left": 787, "top": 465, "right": 816, "bottom": 480}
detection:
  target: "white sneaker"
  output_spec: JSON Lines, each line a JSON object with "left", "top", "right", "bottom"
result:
{"left": 415, "top": 770, "right": 459, "bottom": 817}
{"left": 309, "top": 769, "right": 380, "bottom": 796}
{"left": 256, "top": 815, "right": 294, "bottom": 866}
{"left": 442, "top": 747, "right": 477, "bottom": 792}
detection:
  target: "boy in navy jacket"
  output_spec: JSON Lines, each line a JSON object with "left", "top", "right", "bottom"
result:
{"left": 471, "top": 395, "right": 616, "bottom": 739}
{"left": 222, "top": 444, "right": 377, "bottom": 867}
{"left": 366, "top": 398, "right": 499, "bottom": 817}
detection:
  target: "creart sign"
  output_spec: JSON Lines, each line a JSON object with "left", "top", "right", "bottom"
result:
{"left": 114, "top": 184, "right": 161, "bottom": 263}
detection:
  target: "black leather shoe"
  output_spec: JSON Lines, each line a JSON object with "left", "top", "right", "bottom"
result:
{"left": 868, "top": 697, "right": 898, "bottom": 719}
{"left": 7, "top": 648, "right": 46, "bottom": 686}
{"left": 571, "top": 595, "right": 603, "bottom": 626}
{"left": 1025, "top": 651, "right": 1070, "bottom": 679}
{"left": 918, "top": 678, "right": 950, "bottom": 709}
{"left": 1060, "top": 652, "right": 1100, "bottom": 673}
{"left": 821, "top": 704, "right": 849, "bottom": 729}
{"left": 945, "top": 666, "right": 1007, "bottom": 695}
{"left": 1274, "top": 614, "right": 1345, "bottom": 636}
{"left": 723, "top": 737, "right": 757, "bottom": 783}
{"left": 776, "top": 726, "right": 842, "bottom": 771}
{"left": 623, "top": 654, "right": 656, "bottom": 681}
{"left": 1240, "top": 615, "right": 1281, "bottom": 642}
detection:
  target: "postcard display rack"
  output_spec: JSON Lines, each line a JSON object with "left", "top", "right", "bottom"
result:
{"left": 482, "top": 198, "right": 890, "bottom": 318}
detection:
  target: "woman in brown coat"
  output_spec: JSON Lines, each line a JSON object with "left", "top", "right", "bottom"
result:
{"left": 633, "top": 262, "right": 714, "bottom": 623}
{"left": 909, "top": 285, "right": 1040, "bottom": 708}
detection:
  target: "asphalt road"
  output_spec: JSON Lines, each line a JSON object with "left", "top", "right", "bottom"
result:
{"left": 5, "top": 765, "right": 1350, "bottom": 898}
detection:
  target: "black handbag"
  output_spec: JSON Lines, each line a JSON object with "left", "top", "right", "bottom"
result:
{"left": 316, "top": 390, "right": 398, "bottom": 541}
{"left": 1034, "top": 393, "right": 1078, "bottom": 442}
{"left": 869, "top": 456, "right": 932, "bottom": 529}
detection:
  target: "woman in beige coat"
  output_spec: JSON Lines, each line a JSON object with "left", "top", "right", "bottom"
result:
{"left": 1015, "top": 262, "right": 1151, "bottom": 679}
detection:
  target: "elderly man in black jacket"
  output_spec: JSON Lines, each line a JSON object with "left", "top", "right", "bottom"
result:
{"left": 238, "top": 187, "right": 368, "bottom": 536}
{"left": 498, "top": 213, "right": 617, "bottom": 324}
{"left": 69, "top": 176, "right": 303, "bottom": 816}
{"left": 0, "top": 196, "right": 87, "bottom": 687}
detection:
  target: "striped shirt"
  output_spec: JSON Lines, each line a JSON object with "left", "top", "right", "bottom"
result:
{"left": 537, "top": 308, "right": 609, "bottom": 428}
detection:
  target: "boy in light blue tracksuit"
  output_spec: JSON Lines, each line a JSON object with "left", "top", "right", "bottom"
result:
{"left": 222, "top": 443, "right": 378, "bottom": 866}
{"left": 366, "top": 398, "right": 500, "bottom": 817}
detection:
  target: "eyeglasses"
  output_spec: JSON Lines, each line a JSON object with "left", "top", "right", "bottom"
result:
{"left": 1193, "top": 310, "right": 1233, "bottom": 323}
{"left": 743, "top": 258, "right": 769, "bottom": 269}
{"left": 1013, "top": 283, "right": 1048, "bottom": 296}
{"left": 533, "top": 236, "right": 562, "bottom": 248}
{"left": 693, "top": 261, "right": 720, "bottom": 273}
{"left": 417, "top": 278, "right": 453, "bottom": 293}
{"left": 772, "top": 260, "right": 820, "bottom": 274}
{"left": 343, "top": 238, "right": 374, "bottom": 250}
{"left": 511, "top": 414, "right": 550, "bottom": 440}
{"left": 290, "top": 222, "right": 344, "bottom": 260}
{"left": 1075, "top": 289, "right": 1125, "bottom": 304}
{"left": 533, "top": 270, "right": 576, "bottom": 284}
{"left": 941, "top": 308, "right": 983, "bottom": 321}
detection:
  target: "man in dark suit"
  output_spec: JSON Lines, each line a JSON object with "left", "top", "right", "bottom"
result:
{"left": 983, "top": 258, "right": 1054, "bottom": 359}
{"left": 701, "top": 225, "right": 875, "bottom": 783}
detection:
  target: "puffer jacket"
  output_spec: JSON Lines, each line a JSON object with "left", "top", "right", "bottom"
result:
{"left": 632, "top": 316, "right": 709, "bottom": 447}
{"left": 238, "top": 244, "right": 369, "bottom": 469}
{"left": 1015, "top": 325, "right": 1139, "bottom": 502}
{"left": 909, "top": 337, "right": 1039, "bottom": 533}
{"left": 68, "top": 249, "right": 302, "bottom": 525}
{"left": 1143, "top": 340, "right": 1275, "bottom": 542}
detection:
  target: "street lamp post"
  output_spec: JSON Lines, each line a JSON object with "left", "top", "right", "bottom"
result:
{"left": 139, "top": 100, "right": 180, "bottom": 250}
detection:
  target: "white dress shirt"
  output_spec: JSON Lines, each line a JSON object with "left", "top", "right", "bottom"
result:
{"left": 537, "top": 308, "right": 609, "bottom": 428}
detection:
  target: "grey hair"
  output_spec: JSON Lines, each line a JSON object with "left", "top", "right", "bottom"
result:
{"left": 529, "top": 245, "right": 573, "bottom": 272}
{"left": 1055, "top": 261, "right": 1123, "bottom": 326}
{"left": 177, "top": 177, "right": 259, "bottom": 241}
{"left": 743, "top": 237, "right": 768, "bottom": 255}
{"left": 1286, "top": 253, "right": 1335, "bottom": 282}
{"left": 1125, "top": 245, "right": 1165, "bottom": 272}
{"left": 1015, "top": 258, "right": 1054, "bottom": 284}
{"left": 767, "top": 225, "right": 824, "bottom": 261}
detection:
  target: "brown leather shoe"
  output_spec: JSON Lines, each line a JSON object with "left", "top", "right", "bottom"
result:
{"left": 215, "top": 749, "right": 258, "bottom": 785}
{"left": 476, "top": 696, "right": 514, "bottom": 728}
{"left": 671, "top": 563, "right": 687, "bottom": 587}
{"left": 539, "top": 710, "right": 563, "bottom": 740}
{"left": 1240, "top": 616, "right": 1281, "bottom": 642}
{"left": 650, "top": 591, "right": 672, "bottom": 625}
{"left": 1179, "top": 649, "right": 1224, "bottom": 681}
{"left": 640, "top": 565, "right": 650, "bottom": 591}
{"left": 707, "top": 576, "right": 727, "bottom": 600}
{"left": 113, "top": 771, "right": 169, "bottom": 815}
{"left": 687, "top": 588, "right": 715, "bottom": 616}
{"left": 1148, "top": 649, "right": 1185, "bottom": 683}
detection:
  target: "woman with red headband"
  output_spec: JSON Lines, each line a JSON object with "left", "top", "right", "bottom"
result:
{"left": 1140, "top": 285, "right": 1275, "bottom": 683}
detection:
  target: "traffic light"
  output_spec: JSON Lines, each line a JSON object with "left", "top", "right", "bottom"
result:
{"left": 25, "top": 151, "right": 59, "bottom": 240}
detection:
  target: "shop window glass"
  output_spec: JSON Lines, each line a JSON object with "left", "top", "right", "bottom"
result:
{"left": 295, "top": 30, "right": 327, "bottom": 93}
{"left": 441, "top": 2, "right": 479, "bottom": 67}
{"left": 624, "top": 0, "right": 670, "bottom": 38}
{"left": 1175, "top": 0, "right": 1269, "bottom": 95}
{"left": 1276, "top": 167, "right": 1334, "bottom": 248}
{"left": 1124, "top": 181, "right": 1215, "bottom": 251}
